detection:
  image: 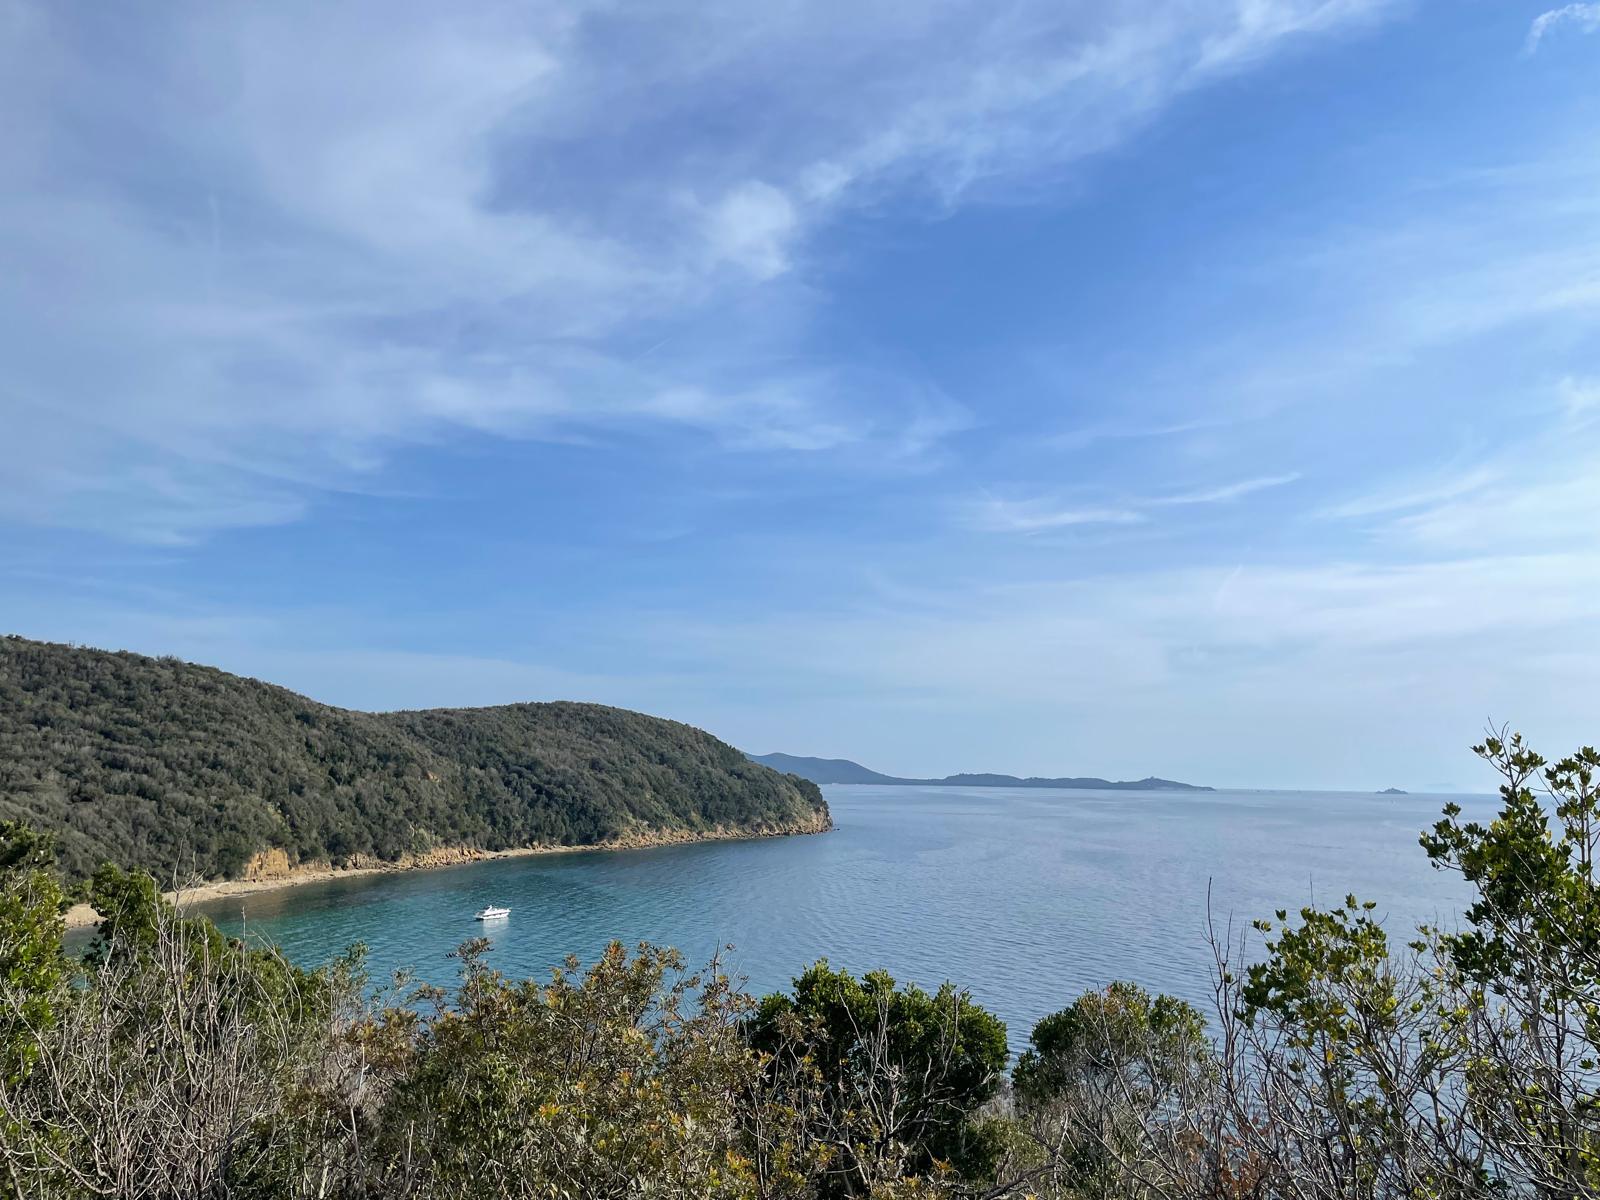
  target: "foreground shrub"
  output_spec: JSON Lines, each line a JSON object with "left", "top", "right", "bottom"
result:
{"left": 5, "top": 730, "right": 1600, "bottom": 1200}
{"left": 359, "top": 939, "right": 762, "bottom": 1198}
{"left": 0, "top": 856, "right": 331, "bottom": 1198}
{"left": 1012, "top": 981, "right": 1212, "bottom": 1199}
{"left": 749, "top": 962, "right": 1010, "bottom": 1197}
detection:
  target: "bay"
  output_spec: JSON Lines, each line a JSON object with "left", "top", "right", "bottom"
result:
{"left": 195, "top": 785, "right": 1493, "bottom": 1053}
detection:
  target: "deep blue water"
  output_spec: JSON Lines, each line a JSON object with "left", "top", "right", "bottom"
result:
{"left": 195, "top": 785, "right": 1493, "bottom": 1052}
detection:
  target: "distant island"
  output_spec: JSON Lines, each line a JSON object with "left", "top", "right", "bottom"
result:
{"left": 0, "top": 636, "right": 830, "bottom": 883}
{"left": 747, "top": 752, "right": 1213, "bottom": 792}
{"left": 1377, "top": 787, "right": 1408, "bottom": 795}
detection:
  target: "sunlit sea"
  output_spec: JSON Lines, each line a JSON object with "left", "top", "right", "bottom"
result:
{"left": 195, "top": 785, "right": 1493, "bottom": 1053}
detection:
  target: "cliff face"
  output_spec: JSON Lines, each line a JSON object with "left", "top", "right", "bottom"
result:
{"left": 0, "top": 635, "right": 831, "bottom": 882}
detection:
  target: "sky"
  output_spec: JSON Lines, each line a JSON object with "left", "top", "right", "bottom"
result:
{"left": 2, "top": 0, "right": 1598, "bottom": 791}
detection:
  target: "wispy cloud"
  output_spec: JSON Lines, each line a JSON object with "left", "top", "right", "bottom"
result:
{"left": 1384, "top": 468, "right": 1600, "bottom": 553}
{"left": 1321, "top": 468, "right": 1500, "bottom": 521}
{"left": 1151, "top": 473, "right": 1301, "bottom": 506}
{"left": 1047, "top": 417, "right": 1235, "bottom": 452}
{"left": 1323, "top": 412, "right": 1600, "bottom": 556}
{"left": 0, "top": 0, "right": 1404, "bottom": 542}
{"left": 967, "top": 473, "right": 1300, "bottom": 535}
{"left": 963, "top": 496, "right": 1146, "bottom": 534}
{"left": 1558, "top": 375, "right": 1600, "bottom": 418}
{"left": 1525, "top": 3, "right": 1600, "bottom": 53}
{"left": 702, "top": 181, "right": 799, "bottom": 281}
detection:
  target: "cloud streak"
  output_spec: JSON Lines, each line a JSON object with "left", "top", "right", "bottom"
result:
{"left": 964, "top": 497, "right": 1146, "bottom": 534}
{"left": 1152, "top": 473, "right": 1301, "bottom": 506}
{"left": 966, "top": 474, "right": 1300, "bottom": 535}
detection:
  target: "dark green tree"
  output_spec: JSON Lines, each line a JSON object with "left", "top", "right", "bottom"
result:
{"left": 750, "top": 961, "right": 1009, "bottom": 1196}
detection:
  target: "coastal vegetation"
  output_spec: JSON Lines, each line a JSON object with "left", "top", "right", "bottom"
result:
{"left": 0, "top": 636, "right": 829, "bottom": 884}
{"left": 3, "top": 731, "right": 1599, "bottom": 1197}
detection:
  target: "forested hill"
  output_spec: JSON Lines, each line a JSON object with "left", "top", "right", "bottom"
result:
{"left": 0, "top": 636, "right": 830, "bottom": 882}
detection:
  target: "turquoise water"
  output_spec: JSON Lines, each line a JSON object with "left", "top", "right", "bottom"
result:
{"left": 195, "top": 785, "right": 1493, "bottom": 1052}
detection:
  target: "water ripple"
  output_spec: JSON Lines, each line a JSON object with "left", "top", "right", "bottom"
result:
{"left": 198, "top": 786, "right": 1492, "bottom": 1055}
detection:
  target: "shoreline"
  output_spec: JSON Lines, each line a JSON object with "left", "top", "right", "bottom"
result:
{"left": 62, "top": 819, "right": 831, "bottom": 930}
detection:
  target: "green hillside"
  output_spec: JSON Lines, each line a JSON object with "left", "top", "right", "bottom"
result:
{"left": 0, "top": 636, "right": 829, "bottom": 882}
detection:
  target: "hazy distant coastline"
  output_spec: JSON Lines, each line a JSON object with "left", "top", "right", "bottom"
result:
{"left": 749, "top": 751, "right": 1213, "bottom": 792}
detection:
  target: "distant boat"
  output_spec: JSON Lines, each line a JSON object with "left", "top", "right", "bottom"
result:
{"left": 475, "top": 905, "right": 511, "bottom": 920}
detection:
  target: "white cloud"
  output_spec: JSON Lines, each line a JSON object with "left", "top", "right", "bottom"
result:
{"left": 1194, "top": 0, "right": 1397, "bottom": 73}
{"left": 0, "top": 0, "right": 1404, "bottom": 541}
{"left": 703, "top": 181, "right": 799, "bottom": 280}
{"left": 1525, "top": 3, "right": 1600, "bottom": 53}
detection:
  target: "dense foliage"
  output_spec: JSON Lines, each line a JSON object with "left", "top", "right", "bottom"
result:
{"left": 749, "top": 961, "right": 1012, "bottom": 1195}
{"left": 0, "top": 636, "right": 828, "bottom": 882}
{"left": 5, "top": 730, "right": 1600, "bottom": 1198}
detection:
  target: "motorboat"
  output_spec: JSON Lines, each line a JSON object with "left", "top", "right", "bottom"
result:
{"left": 474, "top": 905, "right": 511, "bottom": 920}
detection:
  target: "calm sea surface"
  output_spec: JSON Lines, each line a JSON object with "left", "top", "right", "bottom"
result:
{"left": 195, "top": 785, "right": 1494, "bottom": 1052}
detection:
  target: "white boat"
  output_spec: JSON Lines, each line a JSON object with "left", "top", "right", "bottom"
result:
{"left": 474, "top": 905, "right": 511, "bottom": 920}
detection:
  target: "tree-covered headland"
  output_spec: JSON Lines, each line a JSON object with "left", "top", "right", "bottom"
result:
{"left": 0, "top": 636, "right": 829, "bottom": 883}
{"left": 3, "top": 732, "right": 1599, "bottom": 1197}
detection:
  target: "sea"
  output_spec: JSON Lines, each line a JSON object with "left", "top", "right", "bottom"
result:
{"left": 194, "top": 784, "right": 1495, "bottom": 1054}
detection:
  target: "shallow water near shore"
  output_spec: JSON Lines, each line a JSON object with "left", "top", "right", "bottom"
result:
{"left": 196, "top": 785, "right": 1492, "bottom": 1052}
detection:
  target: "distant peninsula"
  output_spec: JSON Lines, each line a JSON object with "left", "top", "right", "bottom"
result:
{"left": 1377, "top": 787, "right": 1408, "bottom": 795}
{"left": 747, "top": 752, "right": 1213, "bottom": 792}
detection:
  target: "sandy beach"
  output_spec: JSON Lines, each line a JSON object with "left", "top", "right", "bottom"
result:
{"left": 61, "top": 816, "right": 832, "bottom": 930}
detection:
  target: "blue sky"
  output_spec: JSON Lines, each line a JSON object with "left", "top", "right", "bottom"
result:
{"left": 3, "top": 0, "right": 1598, "bottom": 790}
